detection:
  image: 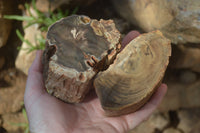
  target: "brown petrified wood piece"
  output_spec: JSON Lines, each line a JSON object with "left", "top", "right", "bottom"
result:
{"left": 94, "top": 31, "right": 171, "bottom": 116}
{"left": 43, "top": 15, "right": 121, "bottom": 103}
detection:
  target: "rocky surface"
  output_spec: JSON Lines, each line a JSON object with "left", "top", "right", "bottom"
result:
{"left": 2, "top": 113, "right": 27, "bottom": 132}
{"left": 178, "top": 108, "right": 200, "bottom": 133}
{"left": 0, "top": 56, "right": 5, "bottom": 70}
{"left": 163, "top": 128, "right": 181, "bottom": 133}
{"left": 179, "top": 70, "right": 197, "bottom": 84}
{"left": 159, "top": 80, "right": 200, "bottom": 111}
{"left": 130, "top": 111, "right": 169, "bottom": 133}
{"left": 0, "top": 69, "right": 26, "bottom": 114}
{"left": 190, "top": 121, "right": 200, "bottom": 133}
{"left": 0, "top": 0, "right": 200, "bottom": 132}
{"left": 15, "top": 23, "right": 40, "bottom": 75}
{"left": 170, "top": 45, "right": 200, "bottom": 73}
{"left": 0, "top": 69, "right": 27, "bottom": 133}
{"left": 130, "top": 108, "right": 200, "bottom": 133}
{"left": 158, "top": 69, "right": 200, "bottom": 112}
{"left": 0, "top": 0, "right": 15, "bottom": 48}
{"left": 111, "top": 0, "right": 200, "bottom": 44}
{"left": 36, "top": 0, "right": 96, "bottom": 12}
{"left": 0, "top": 117, "right": 2, "bottom": 126}
{"left": 113, "top": 18, "right": 130, "bottom": 34}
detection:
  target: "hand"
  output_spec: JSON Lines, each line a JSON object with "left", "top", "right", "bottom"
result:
{"left": 24, "top": 31, "right": 167, "bottom": 133}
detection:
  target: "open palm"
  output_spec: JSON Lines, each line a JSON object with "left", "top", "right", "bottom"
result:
{"left": 24, "top": 31, "right": 167, "bottom": 133}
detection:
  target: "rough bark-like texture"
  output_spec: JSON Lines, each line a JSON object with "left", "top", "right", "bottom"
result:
{"left": 43, "top": 15, "right": 121, "bottom": 103}
{"left": 111, "top": 0, "right": 200, "bottom": 44}
{"left": 94, "top": 31, "right": 171, "bottom": 116}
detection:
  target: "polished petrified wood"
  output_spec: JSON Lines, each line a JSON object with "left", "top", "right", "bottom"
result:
{"left": 94, "top": 31, "right": 171, "bottom": 116}
{"left": 43, "top": 15, "right": 171, "bottom": 116}
{"left": 43, "top": 15, "right": 121, "bottom": 103}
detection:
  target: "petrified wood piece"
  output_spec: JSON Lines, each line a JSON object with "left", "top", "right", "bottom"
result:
{"left": 43, "top": 15, "right": 171, "bottom": 116}
{"left": 111, "top": 0, "right": 200, "bottom": 44}
{"left": 94, "top": 31, "right": 171, "bottom": 116}
{"left": 43, "top": 15, "right": 121, "bottom": 103}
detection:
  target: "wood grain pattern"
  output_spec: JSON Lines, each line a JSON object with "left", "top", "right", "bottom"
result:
{"left": 94, "top": 31, "right": 171, "bottom": 116}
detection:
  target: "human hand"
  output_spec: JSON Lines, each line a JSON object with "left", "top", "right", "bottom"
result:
{"left": 24, "top": 31, "right": 167, "bottom": 133}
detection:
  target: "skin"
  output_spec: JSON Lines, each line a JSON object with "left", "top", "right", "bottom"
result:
{"left": 24, "top": 31, "right": 167, "bottom": 133}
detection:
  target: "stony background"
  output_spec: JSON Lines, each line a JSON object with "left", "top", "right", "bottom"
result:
{"left": 0, "top": 0, "right": 200, "bottom": 133}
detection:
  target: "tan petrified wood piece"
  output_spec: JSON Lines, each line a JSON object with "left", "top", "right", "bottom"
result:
{"left": 43, "top": 15, "right": 171, "bottom": 116}
{"left": 94, "top": 31, "right": 171, "bottom": 116}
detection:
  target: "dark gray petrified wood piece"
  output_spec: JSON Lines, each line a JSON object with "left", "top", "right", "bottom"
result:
{"left": 43, "top": 15, "right": 121, "bottom": 103}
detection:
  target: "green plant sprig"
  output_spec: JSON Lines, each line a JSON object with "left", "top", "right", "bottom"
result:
{"left": 9, "top": 108, "right": 29, "bottom": 133}
{"left": 3, "top": 0, "right": 78, "bottom": 53}
{"left": 16, "top": 29, "right": 45, "bottom": 53}
{"left": 4, "top": 0, "right": 79, "bottom": 32}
